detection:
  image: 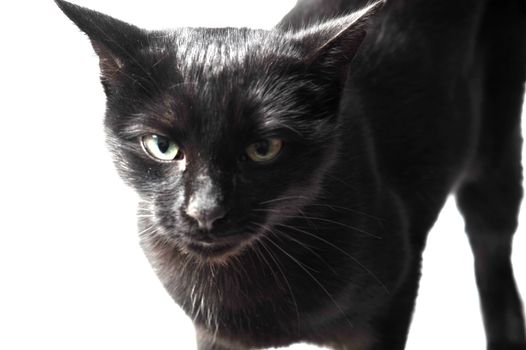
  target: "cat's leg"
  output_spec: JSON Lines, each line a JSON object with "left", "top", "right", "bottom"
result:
{"left": 456, "top": 159, "right": 526, "bottom": 349}
{"left": 456, "top": 102, "right": 526, "bottom": 349}
{"left": 455, "top": 3, "right": 526, "bottom": 347}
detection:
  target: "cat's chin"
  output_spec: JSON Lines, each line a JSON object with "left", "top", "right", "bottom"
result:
{"left": 180, "top": 232, "right": 259, "bottom": 264}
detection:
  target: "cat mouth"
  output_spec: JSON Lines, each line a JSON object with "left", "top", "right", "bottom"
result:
{"left": 184, "top": 240, "right": 240, "bottom": 258}
{"left": 181, "top": 232, "right": 252, "bottom": 260}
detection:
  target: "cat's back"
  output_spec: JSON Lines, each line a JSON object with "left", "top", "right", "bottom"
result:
{"left": 281, "top": 0, "right": 526, "bottom": 213}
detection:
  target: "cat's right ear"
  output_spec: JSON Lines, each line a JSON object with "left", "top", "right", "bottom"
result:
{"left": 55, "top": 0, "right": 148, "bottom": 94}
{"left": 289, "top": 1, "right": 384, "bottom": 76}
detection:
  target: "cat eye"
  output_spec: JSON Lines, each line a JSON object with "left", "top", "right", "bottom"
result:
{"left": 246, "top": 138, "right": 283, "bottom": 163}
{"left": 141, "top": 134, "right": 182, "bottom": 162}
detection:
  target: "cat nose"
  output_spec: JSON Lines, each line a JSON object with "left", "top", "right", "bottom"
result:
{"left": 185, "top": 204, "right": 227, "bottom": 231}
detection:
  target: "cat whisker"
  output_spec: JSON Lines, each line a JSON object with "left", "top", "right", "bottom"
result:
{"left": 255, "top": 203, "right": 384, "bottom": 224}
{"left": 247, "top": 227, "right": 301, "bottom": 335}
{"left": 190, "top": 284, "right": 201, "bottom": 323}
{"left": 254, "top": 223, "right": 316, "bottom": 273}
{"left": 256, "top": 222, "right": 339, "bottom": 276}
{"left": 276, "top": 222, "right": 390, "bottom": 295}
{"left": 258, "top": 195, "right": 311, "bottom": 206}
{"left": 295, "top": 214, "right": 382, "bottom": 239}
{"left": 307, "top": 203, "right": 385, "bottom": 222}
{"left": 137, "top": 224, "right": 157, "bottom": 237}
{"left": 248, "top": 236, "right": 284, "bottom": 290}
{"left": 253, "top": 209, "right": 381, "bottom": 239}
{"left": 262, "top": 234, "right": 354, "bottom": 328}
{"left": 230, "top": 254, "right": 249, "bottom": 279}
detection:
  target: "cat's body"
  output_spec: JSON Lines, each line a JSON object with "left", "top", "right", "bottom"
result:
{"left": 56, "top": 0, "right": 526, "bottom": 349}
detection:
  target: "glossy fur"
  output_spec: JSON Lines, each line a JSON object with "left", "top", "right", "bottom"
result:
{"left": 56, "top": 0, "right": 526, "bottom": 349}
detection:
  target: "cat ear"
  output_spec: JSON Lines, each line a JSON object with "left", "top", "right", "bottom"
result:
{"left": 55, "top": 0, "right": 148, "bottom": 92}
{"left": 295, "top": 0, "right": 384, "bottom": 69}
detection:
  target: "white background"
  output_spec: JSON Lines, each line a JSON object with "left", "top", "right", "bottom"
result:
{"left": 0, "top": 1, "right": 524, "bottom": 349}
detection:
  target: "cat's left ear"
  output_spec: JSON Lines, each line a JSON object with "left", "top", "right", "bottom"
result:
{"left": 292, "top": 1, "right": 384, "bottom": 71}
{"left": 55, "top": 0, "right": 148, "bottom": 93}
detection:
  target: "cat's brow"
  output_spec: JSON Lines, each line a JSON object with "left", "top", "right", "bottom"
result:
{"left": 118, "top": 113, "right": 180, "bottom": 139}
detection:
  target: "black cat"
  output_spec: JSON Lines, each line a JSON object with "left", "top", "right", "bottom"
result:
{"left": 55, "top": 0, "right": 526, "bottom": 349}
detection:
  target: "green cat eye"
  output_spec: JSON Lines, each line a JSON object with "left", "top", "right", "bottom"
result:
{"left": 141, "top": 134, "right": 182, "bottom": 161}
{"left": 246, "top": 138, "right": 283, "bottom": 163}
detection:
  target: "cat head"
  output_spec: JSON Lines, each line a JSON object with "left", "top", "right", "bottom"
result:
{"left": 56, "top": 0, "right": 382, "bottom": 263}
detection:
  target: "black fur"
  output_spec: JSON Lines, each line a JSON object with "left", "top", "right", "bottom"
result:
{"left": 56, "top": 0, "right": 526, "bottom": 349}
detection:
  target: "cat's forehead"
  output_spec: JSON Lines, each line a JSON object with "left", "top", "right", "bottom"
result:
{"left": 144, "top": 28, "right": 306, "bottom": 130}
{"left": 168, "top": 27, "right": 297, "bottom": 76}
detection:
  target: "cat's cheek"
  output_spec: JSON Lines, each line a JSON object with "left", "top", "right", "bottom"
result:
{"left": 150, "top": 185, "right": 186, "bottom": 229}
{"left": 111, "top": 156, "right": 149, "bottom": 191}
